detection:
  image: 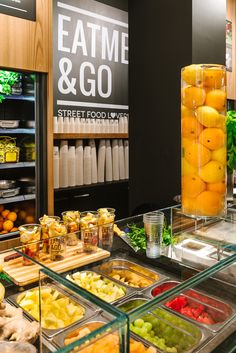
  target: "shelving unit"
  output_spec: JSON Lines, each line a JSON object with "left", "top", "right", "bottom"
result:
{"left": 54, "top": 133, "right": 128, "bottom": 139}
{"left": 0, "top": 71, "right": 37, "bottom": 241}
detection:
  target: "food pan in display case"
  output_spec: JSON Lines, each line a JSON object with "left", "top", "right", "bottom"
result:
{"left": 130, "top": 307, "right": 211, "bottom": 353}
{"left": 116, "top": 293, "right": 150, "bottom": 313}
{"left": 53, "top": 312, "right": 159, "bottom": 353}
{"left": 93, "top": 258, "right": 167, "bottom": 289}
{"left": 144, "top": 280, "right": 235, "bottom": 332}
{"left": 37, "top": 267, "right": 128, "bottom": 353}
{"left": 66, "top": 270, "right": 133, "bottom": 303}
{"left": 7, "top": 284, "right": 97, "bottom": 339}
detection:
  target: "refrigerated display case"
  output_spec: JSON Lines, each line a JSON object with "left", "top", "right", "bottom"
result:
{"left": 0, "top": 205, "right": 235, "bottom": 352}
{"left": 0, "top": 70, "right": 48, "bottom": 242}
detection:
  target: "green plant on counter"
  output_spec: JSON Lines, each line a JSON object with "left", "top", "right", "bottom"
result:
{"left": 227, "top": 110, "right": 236, "bottom": 174}
{"left": 0, "top": 70, "right": 20, "bottom": 103}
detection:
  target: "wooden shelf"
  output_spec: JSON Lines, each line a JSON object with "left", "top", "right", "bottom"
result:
{"left": 54, "top": 133, "right": 128, "bottom": 139}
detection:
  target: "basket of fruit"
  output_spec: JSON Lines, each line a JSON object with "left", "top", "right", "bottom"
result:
{"left": 0, "top": 136, "right": 20, "bottom": 163}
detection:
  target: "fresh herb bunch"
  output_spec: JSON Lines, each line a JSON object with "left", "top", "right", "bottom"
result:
{"left": 162, "top": 223, "right": 172, "bottom": 246}
{"left": 125, "top": 224, "right": 146, "bottom": 251}
{"left": 227, "top": 110, "right": 236, "bottom": 174}
{"left": 0, "top": 70, "right": 20, "bottom": 103}
{"left": 125, "top": 221, "right": 172, "bottom": 251}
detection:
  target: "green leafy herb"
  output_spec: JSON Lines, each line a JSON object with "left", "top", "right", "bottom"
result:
{"left": 126, "top": 224, "right": 146, "bottom": 251}
{"left": 227, "top": 110, "right": 236, "bottom": 174}
{"left": 0, "top": 70, "right": 20, "bottom": 103}
{"left": 162, "top": 223, "right": 172, "bottom": 246}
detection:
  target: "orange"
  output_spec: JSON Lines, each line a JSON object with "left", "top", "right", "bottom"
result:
{"left": 205, "top": 89, "right": 226, "bottom": 111}
{"left": 181, "top": 117, "right": 203, "bottom": 140}
{"left": 12, "top": 207, "right": 20, "bottom": 214}
{"left": 1, "top": 209, "right": 10, "bottom": 219}
{"left": 0, "top": 231, "right": 7, "bottom": 235}
{"left": 7, "top": 211, "right": 17, "bottom": 222}
{"left": 182, "top": 157, "right": 197, "bottom": 176}
{"left": 182, "top": 175, "right": 206, "bottom": 198}
{"left": 10, "top": 227, "right": 18, "bottom": 232}
{"left": 216, "top": 114, "right": 226, "bottom": 131}
{"left": 211, "top": 146, "right": 226, "bottom": 165}
{"left": 199, "top": 128, "right": 225, "bottom": 150}
{"left": 199, "top": 160, "right": 225, "bottom": 183}
{"left": 207, "top": 181, "right": 226, "bottom": 194}
{"left": 202, "top": 67, "right": 226, "bottom": 89}
{"left": 182, "top": 196, "right": 197, "bottom": 215}
{"left": 18, "top": 210, "right": 27, "bottom": 220}
{"left": 182, "top": 64, "right": 204, "bottom": 86}
{"left": 182, "top": 137, "right": 194, "bottom": 150}
{"left": 182, "top": 86, "right": 206, "bottom": 109}
{"left": 0, "top": 221, "right": 3, "bottom": 231}
{"left": 0, "top": 205, "right": 4, "bottom": 213}
{"left": 184, "top": 142, "right": 211, "bottom": 167}
{"left": 196, "top": 191, "right": 223, "bottom": 216}
{"left": 181, "top": 105, "right": 195, "bottom": 118}
{"left": 196, "top": 106, "right": 220, "bottom": 128}
{"left": 25, "top": 215, "right": 35, "bottom": 223}
{"left": 3, "top": 220, "right": 14, "bottom": 232}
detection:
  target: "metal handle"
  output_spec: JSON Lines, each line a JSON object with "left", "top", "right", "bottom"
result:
{"left": 74, "top": 193, "right": 90, "bottom": 198}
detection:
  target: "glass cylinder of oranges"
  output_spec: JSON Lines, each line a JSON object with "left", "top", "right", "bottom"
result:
{"left": 181, "top": 64, "right": 227, "bottom": 217}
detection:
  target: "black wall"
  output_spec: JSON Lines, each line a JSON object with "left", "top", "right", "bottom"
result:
{"left": 128, "top": 0, "right": 226, "bottom": 215}
{"left": 192, "top": 0, "right": 226, "bottom": 64}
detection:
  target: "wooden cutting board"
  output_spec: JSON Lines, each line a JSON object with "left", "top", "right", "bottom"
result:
{"left": 0, "top": 242, "right": 110, "bottom": 287}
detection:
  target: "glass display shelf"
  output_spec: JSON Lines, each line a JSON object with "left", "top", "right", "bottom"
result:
{"left": 0, "top": 161, "right": 35, "bottom": 169}
{"left": 0, "top": 128, "right": 35, "bottom": 134}
{"left": 2, "top": 94, "right": 35, "bottom": 101}
{"left": 0, "top": 193, "right": 35, "bottom": 204}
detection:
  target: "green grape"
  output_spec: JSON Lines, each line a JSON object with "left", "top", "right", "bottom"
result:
{"left": 143, "top": 322, "right": 152, "bottom": 332}
{"left": 134, "top": 318, "right": 144, "bottom": 328}
{"left": 150, "top": 330, "right": 155, "bottom": 337}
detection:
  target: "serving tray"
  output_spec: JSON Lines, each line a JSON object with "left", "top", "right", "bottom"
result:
{"left": 0, "top": 241, "right": 110, "bottom": 287}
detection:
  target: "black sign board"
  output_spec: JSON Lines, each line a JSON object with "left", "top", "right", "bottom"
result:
{"left": 0, "top": 0, "right": 36, "bottom": 21}
{"left": 53, "top": 0, "right": 128, "bottom": 120}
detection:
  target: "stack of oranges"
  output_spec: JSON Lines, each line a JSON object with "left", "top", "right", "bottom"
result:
{"left": 0, "top": 205, "right": 18, "bottom": 234}
{"left": 181, "top": 64, "right": 226, "bottom": 217}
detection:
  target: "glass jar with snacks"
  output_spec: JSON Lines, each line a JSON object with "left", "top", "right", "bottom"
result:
{"left": 48, "top": 221, "right": 67, "bottom": 261}
{"left": 62, "top": 210, "right": 80, "bottom": 246}
{"left": 97, "top": 208, "right": 116, "bottom": 251}
{"left": 80, "top": 211, "right": 99, "bottom": 253}
{"left": 181, "top": 64, "right": 227, "bottom": 217}
{"left": 0, "top": 136, "right": 20, "bottom": 163}
{"left": 39, "top": 215, "right": 60, "bottom": 254}
{"left": 19, "top": 224, "right": 41, "bottom": 266}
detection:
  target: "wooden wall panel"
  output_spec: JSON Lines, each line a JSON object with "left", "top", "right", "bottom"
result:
{"left": 227, "top": 0, "right": 236, "bottom": 100}
{"left": 0, "top": 0, "right": 49, "bottom": 72}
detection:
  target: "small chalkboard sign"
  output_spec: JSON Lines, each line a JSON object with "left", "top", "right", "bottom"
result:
{"left": 0, "top": 0, "right": 36, "bottom": 21}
